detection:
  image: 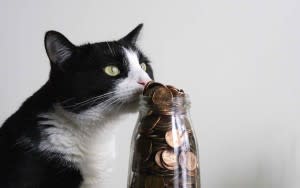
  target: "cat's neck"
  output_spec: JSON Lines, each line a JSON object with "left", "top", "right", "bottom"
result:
{"left": 38, "top": 101, "right": 127, "bottom": 155}
{"left": 38, "top": 103, "right": 127, "bottom": 187}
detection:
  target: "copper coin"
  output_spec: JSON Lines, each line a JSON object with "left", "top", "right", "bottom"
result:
{"left": 154, "top": 116, "right": 173, "bottom": 131}
{"left": 143, "top": 82, "right": 165, "bottom": 96}
{"left": 143, "top": 81, "right": 154, "bottom": 91}
{"left": 139, "top": 115, "right": 161, "bottom": 133}
{"left": 165, "top": 129, "right": 185, "bottom": 148}
{"left": 158, "top": 115, "right": 173, "bottom": 124}
{"left": 152, "top": 86, "right": 173, "bottom": 105}
{"left": 146, "top": 110, "right": 153, "bottom": 116}
{"left": 161, "top": 150, "right": 179, "bottom": 170}
{"left": 187, "top": 169, "right": 197, "bottom": 177}
{"left": 166, "top": 85, "right": 177, "bottom": 89}
{"left": 166, "top": 85, "right": 180, "bottom": 96}
{"left": 145, "top": 176, "right": 165, "bottom": 188}
{"left": 135, "top": 136, "right": 152, "bottom": 162}
{"left": 179, "top": 151, "right": 198, "bottom": 171}
{"left": 154, "top": 150, "right": 164, "bottom": 168}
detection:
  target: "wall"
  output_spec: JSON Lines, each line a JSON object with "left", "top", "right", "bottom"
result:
{"left": 0, "top": 0, "right": 299, "bottom": 187}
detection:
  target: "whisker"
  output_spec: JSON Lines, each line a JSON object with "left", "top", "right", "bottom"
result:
{"left": 60, "top": 97, "right": 76, "bottom": 104}
{"left": 106, "top": 42, "right": 115, "bottom": 56}
{"left": 101, "top": 97, "right": 122, "bottom": 111}
{"left": 61, "top": 88, "right": 141, "bottom": 111}
{"left": 63, "top": 91, "right": 116, "bottom": 108}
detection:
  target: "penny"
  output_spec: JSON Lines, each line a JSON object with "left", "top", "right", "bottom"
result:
{"left": 145, "top": 176, "right": 165, "bottom": 188}
{"left": 143, "top": 81, "right": 154, "bottom": 92}
{"left": 166, "top": 85, "right": 181, "bottom": 97}
{"left": 152, "top": 86, "right": 173, "bottom": 106}
{"left": 135, "top": 136, "right": 152, "bottom": 162}
{"left": 157, "top": 115, "right": 173, "bottom": 125}
{"left": 161, "top": 149, "right": 179, "bottom": 170}
{"left": 146, "top": 110, "right": 153, "bottom": 116}
{"left": 165, "top": 129, "right": 185, "bottom": 148}
{"left": 166, "top": 85, "right": 177, "bottom": 90}
{"left": 155, "top": 150, "right": 164, "bottom": 168}
{"left": 139, "top": 114, "right": 161, "bottom": 133}
{"left": 179, "top": 151, "right": 198, "bottom": 171}
{"left": 143, "top": 82, "right": 165, "bottom": 96}
{"left": 187, "top": 169, "right": 197, "bottom": 177}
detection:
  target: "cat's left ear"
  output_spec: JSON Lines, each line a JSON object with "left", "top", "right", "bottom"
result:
{"left": 120, "top": 23, "right": 143, "bottom": 45}
{"left": 44, "top": 31, "right": 75, "bottom": 65}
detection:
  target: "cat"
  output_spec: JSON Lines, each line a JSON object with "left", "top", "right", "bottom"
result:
{"left": 0, "top": 24, "right": 154, "bottom": 188}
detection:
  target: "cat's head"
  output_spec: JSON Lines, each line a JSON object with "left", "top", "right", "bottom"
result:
{"left": 44, "top": 24, "right": 153, "bottom": 114}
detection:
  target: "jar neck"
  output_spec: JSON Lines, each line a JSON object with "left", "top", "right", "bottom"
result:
{"left": 139, "top": 95, "right": 191, "bottom": 116}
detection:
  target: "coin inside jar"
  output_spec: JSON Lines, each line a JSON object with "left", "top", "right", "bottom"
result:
{"left": 179, "top": 151, "right": 198, "bottom": 171}
{"left": 152, "top": 86, "right": 173, "bottom": 106}
{"left": 143, "top": 82, "right": 165, "bottom": 96}
{"left": 135, "top": 136, "right": 152, "bottom": 162}
{"left": 161, "top": 149, "right": 179, "bottom": 170}
{"left": 145, "top": 176, "right": 165, "bottom": 188}
{"left": 154, "top": 150, "right": 164, "bottom": 168}
{"left": 166, "top": 85, "right": 182, "bottom": 97}
{"left": 139, "top": 114, "right": 161, "bottom": 133}
{"left": 165, "top": 129, "right": 185, "bottom": 148}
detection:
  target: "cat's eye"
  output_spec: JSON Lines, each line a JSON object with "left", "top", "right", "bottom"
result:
{"left": 104, "top": 65, "right": 120, "bottom": 77}
{"left": 140, "top": 62, "right": 147, "bottom": 71}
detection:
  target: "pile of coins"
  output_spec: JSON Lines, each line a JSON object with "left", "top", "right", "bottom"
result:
{"left": 129, "top": 82, "right": 200, "bottom": 188}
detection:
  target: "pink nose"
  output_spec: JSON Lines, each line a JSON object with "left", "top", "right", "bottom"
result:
{"left": 138, "top": 81, "right": 148, "bottom": 86}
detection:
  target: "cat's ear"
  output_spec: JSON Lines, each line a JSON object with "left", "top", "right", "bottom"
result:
{"left": 44, "top": 31, "right": 75, "bottom": 65}
{"left": 120, "top": 23, "right": 143, "bottom": 45}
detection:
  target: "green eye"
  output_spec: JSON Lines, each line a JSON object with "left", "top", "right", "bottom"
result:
{"left": 140, "top": 62, "right": 147, "bottom": 71}
{"left": 104, "top": 65, "right": 120, "bottom": 77}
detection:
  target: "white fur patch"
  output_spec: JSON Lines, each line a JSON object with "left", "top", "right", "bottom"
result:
{"left": 39, "top": 106, "right": 121, "bottom": 188}
{"left": 38, "top": 48, "right": 151, "bottom": 188}
{"left": 114, "top": 48, "right": 151, "bottom": 99}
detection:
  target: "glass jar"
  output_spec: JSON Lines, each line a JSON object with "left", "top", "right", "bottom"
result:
{"left": 127, "top": 94, "right": 201, "bottom": 188}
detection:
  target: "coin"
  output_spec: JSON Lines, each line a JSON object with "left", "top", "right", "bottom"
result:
{"left": 143, "top": 81, "right": 154, "bottom": 91}
{"left": 179, "top": 151, "right": 198, "bottom": 171}
{"left": 155, "top": 150, "right": 164, "bottom": 168}
{"left": 187, "top": 169, "right": 197, "bottom": 177}
{"left": 165, "top": 129, "right": 185, "bottom": 148}
{"left": 161, "top": 149, "right": 179, "bottom": 170}
{"left": 139, "top": 114, "right": 161, "bottom": 133}
{"left": 135, "top": 136, "right": 152, "bottom": 162}
{"left": 145, "top": 176, "right": 165, "bottom": 188}
{"left": 143, "top": 82, "right": 165, "bottom": 96}
{"left": 157, "top": 115, "right": 173, "bottom": 125}
{"left": 152, "top": 86, "right": 173, "bottom": 106}
{"left": 166, "top": 85, "right": 180, "bottom": 96}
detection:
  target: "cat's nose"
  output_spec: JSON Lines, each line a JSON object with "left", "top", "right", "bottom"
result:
{"left": 138, "top": 81, "right": 148, "bottom": 86}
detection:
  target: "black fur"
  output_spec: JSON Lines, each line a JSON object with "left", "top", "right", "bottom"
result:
{"left": 0, "top": 24, "right": 153, "bottom": 188}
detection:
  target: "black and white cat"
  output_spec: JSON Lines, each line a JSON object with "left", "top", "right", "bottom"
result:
{"left": 0, "top": 24, "right": 153, "bottom": 188}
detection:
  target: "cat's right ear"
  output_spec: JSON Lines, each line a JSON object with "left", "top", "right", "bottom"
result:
{"left": 44, "top": 31, "right": 75, "bottom": 65}
{"left": 120, "top": 24, "right": 143, "bottom": 45}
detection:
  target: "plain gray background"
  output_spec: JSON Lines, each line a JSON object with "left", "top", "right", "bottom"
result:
{"left": 0, "top": 0, "right": 299, "bottom": 188}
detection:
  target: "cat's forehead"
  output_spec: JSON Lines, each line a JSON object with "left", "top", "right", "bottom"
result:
{"left": 93, "top": 41, "right": 138, "bottom": 56}
{"left": 87, "top": 41, "right": 145, "bottom": 66}
{"left": 74, "top": 41, "right": 149, "bottom": 72}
